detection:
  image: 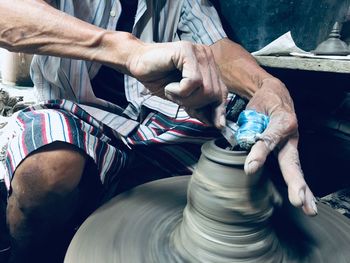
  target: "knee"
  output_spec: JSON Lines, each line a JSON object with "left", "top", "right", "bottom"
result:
{"left": 10, "top": 142, "right": 87, "bottom": 206}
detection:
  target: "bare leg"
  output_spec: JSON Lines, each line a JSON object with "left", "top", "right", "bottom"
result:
{"left": 6, "top": 142, "right": 99, "bottom": 263}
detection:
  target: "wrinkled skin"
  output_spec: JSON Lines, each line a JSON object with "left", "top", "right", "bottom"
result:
{"left": 126, "top": 41, "right": 227, "bottom": 129}
{"left": 127, "top": 40, "right": 317, "bottom": 215}
{"left": 127, "top": 40, "right": 317, "bottom": 217}
{"left": 245, "top": 78, "right": 317, "bottom": 216}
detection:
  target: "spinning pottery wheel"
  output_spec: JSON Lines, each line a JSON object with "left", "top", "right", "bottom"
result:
{"left": 65, "top": 139, "right": 350, "bottom": 263}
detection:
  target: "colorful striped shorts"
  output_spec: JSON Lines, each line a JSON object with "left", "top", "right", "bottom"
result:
{"left": 3, "top": 97, "right": 245, "bottom": 196}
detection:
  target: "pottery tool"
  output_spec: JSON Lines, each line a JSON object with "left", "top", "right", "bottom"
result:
{"left": 222, "top": 110, "right": 270, "bottom": 150}
{"left": 221, "top": 120, "right": 239, "bottom": 149}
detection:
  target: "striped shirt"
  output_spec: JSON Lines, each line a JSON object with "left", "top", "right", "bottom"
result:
{"left": 30, "top": 0, "right": 227, "bottom": 140}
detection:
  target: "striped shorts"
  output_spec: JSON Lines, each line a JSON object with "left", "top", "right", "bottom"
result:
{"left": 3, "top": 97, "right": 245, "bottom": 195}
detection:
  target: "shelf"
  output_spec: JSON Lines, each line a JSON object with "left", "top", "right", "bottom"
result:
{"left": 254, "top": 55, "right": 350, "bottom": 74}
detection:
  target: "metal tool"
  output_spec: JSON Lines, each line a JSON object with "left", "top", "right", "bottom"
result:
{"left": 221, "top": 120, "right": 239, "bottom": 149}
{"left": 221, "top": 110, "right": 270, "bottom": 150}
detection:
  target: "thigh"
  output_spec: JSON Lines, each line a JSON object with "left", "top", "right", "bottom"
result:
{"left": 3, "top": 102, "right": 130, "bottom": 195}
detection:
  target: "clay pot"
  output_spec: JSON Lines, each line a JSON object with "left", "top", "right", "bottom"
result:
{"left": 313, "top": 22, "right": 350, "bottom": 55}
{"left": 172, "top": 139, "right": 282, "bottom": 262}
{"left": 0, "top": 49, "right": 33, "bottom": 86}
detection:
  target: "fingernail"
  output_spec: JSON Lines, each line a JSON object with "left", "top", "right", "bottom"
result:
{"left": 298, "top": 189, "right": 305, "bottom": 206}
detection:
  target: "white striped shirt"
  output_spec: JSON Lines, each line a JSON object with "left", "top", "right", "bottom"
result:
{"left": 30, "top": 0, "right": 227, "bottom": 137}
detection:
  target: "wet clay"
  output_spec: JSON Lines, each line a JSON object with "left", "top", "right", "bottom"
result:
{"left": 65, "top": 139, "right": 350, "bottom": 263}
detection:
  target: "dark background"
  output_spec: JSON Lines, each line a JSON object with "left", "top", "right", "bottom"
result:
{"left": 211, "top": 0, "right": 350, "bottom": 52}
{"left": 264, "top": 69, "right": 350, "bottom": 197}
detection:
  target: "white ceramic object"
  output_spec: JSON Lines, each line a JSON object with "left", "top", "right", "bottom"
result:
{"left": 0, "top": 49, "right": 33, "bottom": 86}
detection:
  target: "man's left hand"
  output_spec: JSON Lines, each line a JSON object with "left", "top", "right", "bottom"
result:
{"left": 243, "top": 78, "right": 318, "bottom": 216}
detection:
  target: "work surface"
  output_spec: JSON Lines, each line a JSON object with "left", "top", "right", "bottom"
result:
{"left": 254, "top": 55, "right": 350, "bottom": 74}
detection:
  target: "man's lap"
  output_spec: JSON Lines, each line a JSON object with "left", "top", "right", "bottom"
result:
{"left": 2, "top": 100, "right": 209, "bottom": 199}
{"left": 2, "top": 94, "right": 246, "bottom": 197}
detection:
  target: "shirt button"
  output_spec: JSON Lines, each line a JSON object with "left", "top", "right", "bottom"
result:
{"left": 110, "top": 10, "right": 116, "bottom": 17}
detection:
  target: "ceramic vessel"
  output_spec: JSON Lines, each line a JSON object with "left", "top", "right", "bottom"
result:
{"left": 0, "top": 49, "right": 33, "bottom": 86}
{"left": 172, "top": 139, "right": 282, "bottom": 262}
{"left": 313, "top": 22, "right": 349, "bottom": 55}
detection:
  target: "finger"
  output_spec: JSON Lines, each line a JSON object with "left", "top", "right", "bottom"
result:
{"left": 184, "top": 103, "right": 225, "bottom": 128}
{"left": 212, "top": 100, "right": 226, "bottom": 129}
{"left": 303, "top": 187, "right": 318, "bottom": 216}
{"left": 164, "top": 78, "right": 201, "bottom": 98}
{"left": 278, "top": 137, "right": 305, "bottom": 206}
{"left": 144, "top": 70, "right": 182, "bottom": 98}
{"left": 165, "top": 46, "right": 209, "bottom": 107}
{"left": 176, "top": 44, "right": 205, "bottom": 97}
{"left": 181, "top": 47, "right": 219, "bottom": 107}
{"left": 207, "top": 51, "right": 227, "bottom": 129}
{"left": 185, "top": 107, "right": 212, "bottom": 126}
{"left": 165, "top": 84, "right": 217, "bottom": 108}
{"left": 164, "top": 82, "right": 191, "bottom": 98}
{"left": 244, "top": 134, "right": 276, "bottom": 175}
{"left": 164, "top": 79, "right": 223, "bottom": 109}
{"left": 170, "top": 93, "right": 226, "bottom": 128}
{"left": 277, "top": 137, "right": 317, "bottom": 216}
{"left": 164, "top": 82, "right": 220, "bottom": 127}
{"left": 166, "top": 44, "right": 225, "bottom": 128}
{"left": 244, "top": 111, "right": 294, "bottom": 175}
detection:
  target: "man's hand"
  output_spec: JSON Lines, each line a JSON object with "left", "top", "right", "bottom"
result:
{"left": 211, "top": 38, "right": 316, "bottom": 216}
{"left": 244, "top": 78, "right": 317, "bottom": 216}
{"left": 0, "top": 0, "right": 226, "bottom": 128}
{"left": 126, "top": 41, "right": 227, "bottom": 129}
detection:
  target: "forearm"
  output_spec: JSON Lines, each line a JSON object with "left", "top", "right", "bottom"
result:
{"left": 211, "top": 38, "right": 280, "bottom": 99}
{"left": 0, "top": 0, "right": 141, "bottom": 73}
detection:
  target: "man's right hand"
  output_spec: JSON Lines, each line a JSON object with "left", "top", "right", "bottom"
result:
{"left": 125, "top": 41, "right": 227, "bottom": 129}
{"left": 0, "top": 1, "right": 226, "bottom": 128}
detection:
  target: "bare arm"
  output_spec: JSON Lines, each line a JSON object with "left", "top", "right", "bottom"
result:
{"left": 0, "top": 0, "right": 227, "bottom": 128}
{"left": 0, "top": 0, "right": 139, "bottom": 74}
{"left": 211, "top": 38, "right": 318, "bottom": 216}
{"left": 210, "top": 38, "right": 273, "bottom": 99}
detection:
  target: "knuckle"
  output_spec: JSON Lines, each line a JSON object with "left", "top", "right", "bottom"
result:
{"left": 176, "top": 88, "right": 191, "bottom": 98}
{"left": 260, "top": 134, "right": 278, "bottom": 151}
{"left": 284, "top": 113, "right": 298, "bottom": 134}
{"left": 290, "top": 115, "right": 299, "bottom": 129}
